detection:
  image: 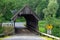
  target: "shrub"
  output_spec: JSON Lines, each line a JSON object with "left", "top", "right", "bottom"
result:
{"left": 52, "top": 19, "right": 60, "bottom": 37}
{"left": 38, "top": 20, "right": 46, "bottom": 33}
{"left": 3, "top": 26, "right": 14, "bottom": 35}
{"left": 38, "top": 19, "right": 60, "bottom": 37}
{"left": 39, "top": 27, "right": 46, "bottom": 33}
{"left": 52, "top": 25, "right": 60, "bottom": 37}
{"left": 0, "top": 26, "right": 4, "bottom": 34}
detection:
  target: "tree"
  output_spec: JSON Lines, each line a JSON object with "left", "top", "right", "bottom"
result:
{"left": 43, "top": 0, "right": 60, "bottom": 37}
{"left": 56, "top": 0, "right": 60, "bottom": 18}
{"left": 0, "top": 0, "right": 48, "bottom": 21}
{"left": 0, "top": 0, "right": 16, "bottom": 22}
{"left": 36, "top": 0, "right": 48, "bottom": 19}
{"left": 43, "top": 0, "right": 59, "bottom": 24}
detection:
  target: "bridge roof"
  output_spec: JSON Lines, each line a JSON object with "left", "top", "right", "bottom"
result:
{"left": 11, "top": 5, "right": 39, "bottom": 21}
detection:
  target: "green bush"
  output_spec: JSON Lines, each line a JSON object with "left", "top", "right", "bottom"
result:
{"left": 52, "top": 19, "right": 60, "bottom": 37}
{"left": 38, "top": 20, "right": 46, "bottom": 33}
{"left": 52, "top": 25, "right": 60, "bottom": 37}
{"left": 38, "top": 21, "right": 46, "bottom": 27}
{"left": 38, "top": 19, "right": 60, "bottom": 37}
{"left": 0, "top": 26, "right": 4, "bottom": 34}
{"left": 39, "top": 27, "right": 46, "bottom": 33}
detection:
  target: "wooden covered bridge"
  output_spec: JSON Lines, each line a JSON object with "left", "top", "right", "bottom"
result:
{"left": 11, "top": 5, "right": 39, "bottom": 34}
{"left": 0, "top": 5, "right": 60, "bottom": 40}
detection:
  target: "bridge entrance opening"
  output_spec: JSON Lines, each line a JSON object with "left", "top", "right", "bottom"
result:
{"left": 15, "top": 17, "right": 26, "bottom": 34}
{"left": 11, "top": 5, "right": 39, "bottom": 35}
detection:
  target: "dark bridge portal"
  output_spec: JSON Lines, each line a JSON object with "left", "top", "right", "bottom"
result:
{"left": 11, "top": 5, "right": 39, "bottom": 34}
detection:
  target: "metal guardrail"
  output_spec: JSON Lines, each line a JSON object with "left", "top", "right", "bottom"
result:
{"left": 30, "top": 26, "right": 60, "bottom": 40}
{"left": 40, "top": 32, "right": 60, "bottom": 40}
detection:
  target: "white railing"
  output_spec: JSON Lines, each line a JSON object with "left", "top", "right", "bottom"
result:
{"left": 40, "top": 32, "right": 60, "bottom": 40}
{"left": 29, "top": 26, "right": 60, "bottom": 40}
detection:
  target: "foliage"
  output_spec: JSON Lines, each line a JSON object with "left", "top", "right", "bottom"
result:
{"left": 0, "top": 0, "right": 48, "bottom": 21}
{"left": 38, "top": 21, "right": 46, "bottom": 33}
{"left": 3, "top": 26, "right": 14, "bottom": 35}
{"left": 56, "top": 0, "right": 60, "bottom": 18}
{"left": 52, "top": 25, "right": 60, "bottom": 37}
{"left": 39, "top": 27, "right": 46, "bottom": 33}
{"left": 0, "top": 0, "right": 60, "bottom": 37}
{"left": 42, "top": 0, "right": 60, "bottom": 37}
{"left": 52, "top": 19, "right": 60, "bottom": 37}
{"left": 0, "top": 0, "right": 60, "bottom": 21}
{"left": 38, "top": 19, "right": 60, "bottom": 37}
{"left": 0, "top": 26, "right": 4, "bottom": 34}
{"left": 2, "top": 24, "right": 14, "bottom": 35}
{"left": 36, "top": 0, "right": 48, "bottom": 19}
{"left": 0, "top": 0, "right": 15, "bottom": 22}
{"left": 43, "top": 0, "right": 59, "bottom": 24}
{"left": 16, "top": 17, "right": 26, "bottom": 22}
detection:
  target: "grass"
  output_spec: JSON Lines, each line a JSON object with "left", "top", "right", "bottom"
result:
{"left": 38, "top": 20, "right": 58, "bottom": 40}
{"left": 0, "top": 36, "right": 11, "bottom": 40}
{"left": 38, "top": 20, "right": 55, "bottom": 40}
{"left": 39, "top": 27, "right": 46, "bottom": 33}
{"left": 38, "top": 20, "right": 46, "bottom": 33}
{"left": 41, "top": 36, "right": 54, "bottom": 40}
{"left": 0, "top": 38, "right": 2, "bottom": 40}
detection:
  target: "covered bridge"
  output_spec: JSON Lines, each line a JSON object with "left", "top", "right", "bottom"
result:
{"left": 11, "top": 5, "right": 39, "bottom": 33}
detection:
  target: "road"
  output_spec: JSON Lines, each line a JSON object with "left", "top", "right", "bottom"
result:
{"left": 3, "top": 36, "right": 45, "bottom": 40}
{"left": 2, "top": 29, "right": 45, "bottom": 40}
{"left": 3, "top": 30, "right": 45, "bottom": 40}
{"left": 2, "top": 22, "right": 45, "bottom": 40}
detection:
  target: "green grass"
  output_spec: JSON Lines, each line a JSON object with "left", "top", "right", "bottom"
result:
{"left": 38, "top": 20, "right": 60, "bottom": 39}
{"left": 41, "top": 36, "right": 53, "bottom": 40}
{"left": 38, "top": 20, "right": 46, "bottom": 33}
{"left": 39, "top": 27, "right": 46, "bottom": 33}
{"left": 0, "top": 38, "right": 2, "bottom": 40}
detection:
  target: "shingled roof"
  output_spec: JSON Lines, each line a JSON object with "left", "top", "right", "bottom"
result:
{"left": 11, "top": 5, "right": 39, "bottom": 21}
